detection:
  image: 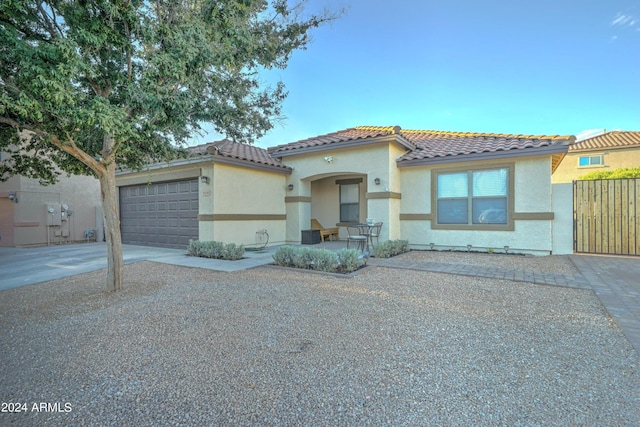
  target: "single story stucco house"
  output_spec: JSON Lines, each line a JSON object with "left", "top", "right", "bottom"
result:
{"left": 115, "top": 125, "right": 576, "bottom": 255}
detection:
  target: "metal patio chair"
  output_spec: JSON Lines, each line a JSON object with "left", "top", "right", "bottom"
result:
{"left": 346, "top": 225, "right": 367, "bottom": 251}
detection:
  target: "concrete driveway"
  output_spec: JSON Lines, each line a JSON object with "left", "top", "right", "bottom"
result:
{"left": 0, "top": 243, "right": 183, "bottom": 291}
{"left": 0, "top": 242, "right": 278, "bottom": 291}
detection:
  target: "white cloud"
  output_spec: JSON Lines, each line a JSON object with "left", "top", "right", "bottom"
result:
{"left": 575, "top": 129, "right": 605, "bottom": 141}
{"left": 611, "top": 13, "right": 637, "bottom": 27}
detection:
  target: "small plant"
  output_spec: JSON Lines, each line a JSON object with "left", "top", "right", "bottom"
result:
{"left": 372, "top": 240, "right": 409, "bottom": 258}
{"left": 487, "top": 247, "right": 494, "bottom": 254}
{"left": 272, "top": 246, "right": 296, "bottom": 267}
{"left": 336, "top": 248, "right": 365, "bottom": 273}
{"left": 273, "top": 247, "right": 364, "bottom": 273}
{"left": 310, "top": 249, "right": 338, "bottom": 272}
{"left": 223, "top": 243, "right": 245, "bottom": 260}
{"left": 292, "top": 247, "right": 314, "bottom": 269}
{"left": 188, "top": 240, "right": 245, "bottom": 260}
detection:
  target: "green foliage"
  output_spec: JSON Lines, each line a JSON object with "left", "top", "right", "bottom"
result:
{"left": 272, "top": 245, "right": 296, "bottom": 267}
{"left": 309, "top": 249, "right": 338, "bottom": 272}
{"left": 372, "top": 240, "right": 409, "bottom": 258}
{"left": 222, "top": 243, "right": 245, "bottom": 261}
{"left": 335, "top": 249, "right": 365, "bottom": 273}
{"left": 292, "top": 247, "right": 314, "bottom": 269}
{"left": 578, "top": 166, "right": 640, "bottom": 180}
{"left": 0, "top": 1, "right": 336, "bottom": 179}
{"left": 188, "top": 240, "right": 244, "bottom": 260}
{"left": 272, "top": 246, "right": 364, "bottom": 274}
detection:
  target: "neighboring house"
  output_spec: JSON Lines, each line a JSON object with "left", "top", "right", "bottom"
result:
{"left": 0, "top": 149, "right": 102, "bottom": 247}
{"left": 552, "top": 131, "right": 640, "bottom": 183}
{"left": 116, "top": 126, "right": 575, "bottom": 255}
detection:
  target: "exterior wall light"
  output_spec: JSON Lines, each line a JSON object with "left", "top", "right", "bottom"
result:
{"left": 287, "top": 184, "right": 294, "bottom": 191}
{"left": 200, "top": 176, "right": 209, "bottom": 184}
{"left": 8, "top": 191, "right": 18, "bottom": 203}
{"left": 374, "top": 178, "right": 380, "bottom": 185}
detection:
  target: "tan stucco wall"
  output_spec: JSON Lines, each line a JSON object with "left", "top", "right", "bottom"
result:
{"left": 552, "top": 147, "right": 640, "bottom": 183}
{"left": 400, "top": 156, "right": 556, "bottom": 255}
{"left": 0, "top": 174, "right": 101, "bottom": 246}
{"left": 207, "top": 162, "right": 286, "bottom": 246}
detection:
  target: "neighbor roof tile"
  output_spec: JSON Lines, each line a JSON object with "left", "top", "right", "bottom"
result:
{"left": 569, "top": 131, "right": 640, "bottom": 152}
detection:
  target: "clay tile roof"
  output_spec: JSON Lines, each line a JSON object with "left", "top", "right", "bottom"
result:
{"left": 267, "top": 126, "right": 402, "bottom": 155}
{"left": 267, "top": 126, "right": 572, "bottom": 161}
{"left": 569, "top": 131, "right": 640, "bottom": 152}
{"left": 189, "top": 140, "right": 291, "bottom": 171}
{"left": 397, "top": 130, "right": 572, "bottom": 162}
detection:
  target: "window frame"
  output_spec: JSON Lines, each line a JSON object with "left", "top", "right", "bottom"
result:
{"left": 431, "top": 163, "right": 515, "bottom": 231}
{"left": 578, "top": 154, "right": 604, "bottom": 168}
{"left": 339, "top": 182, "right": 360, "bottom": 223}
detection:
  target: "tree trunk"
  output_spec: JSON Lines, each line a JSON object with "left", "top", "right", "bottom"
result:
{"left": 99, "top": 159, "right": 124, "bottom": 292}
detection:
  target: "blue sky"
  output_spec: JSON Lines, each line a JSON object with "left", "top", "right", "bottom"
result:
{"left": 193, "top": 0, "right": 639, "bottom": 148}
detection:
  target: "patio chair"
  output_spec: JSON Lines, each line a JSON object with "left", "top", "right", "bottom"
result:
{"left": 311, "top": 218, "right": 339, "bottom": 242}
{"left": 346, "top": 225, "right": 367, "bottom": 251}
{"left": 368, "top": 222, "right": 383, "bottom": 247}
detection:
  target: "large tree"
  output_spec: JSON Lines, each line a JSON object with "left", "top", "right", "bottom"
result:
{"left": 0, "top": 0, "right": 334, "bottom": 291}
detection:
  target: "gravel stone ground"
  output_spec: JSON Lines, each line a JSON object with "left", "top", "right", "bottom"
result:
{"left": 1, "top": 253, "right": 639, "bottom": 426}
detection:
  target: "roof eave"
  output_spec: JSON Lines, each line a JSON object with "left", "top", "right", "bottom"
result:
{"left": 211, "top": 154, "right": 292, "bottom": 175}
{"left": 116, "top": 155, "right": 212, "bottom": 175}
{"left": 269, "top": 134, "right": 415, "bottom": 158}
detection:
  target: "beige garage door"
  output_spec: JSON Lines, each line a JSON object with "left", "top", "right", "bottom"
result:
{"left": 119, "top": 180, "right": 199, "bottom": 249}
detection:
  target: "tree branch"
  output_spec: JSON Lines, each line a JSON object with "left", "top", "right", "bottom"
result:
{"left": 0, "top": 116, "right": 104, "bottom": 176}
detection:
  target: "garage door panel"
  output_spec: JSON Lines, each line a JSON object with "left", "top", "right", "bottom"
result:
{"left": 119, "top": 179, "right": 198, "bottom": 249}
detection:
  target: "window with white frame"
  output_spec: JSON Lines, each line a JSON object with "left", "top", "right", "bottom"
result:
{"left": 339, "top": 183, "right": 359, "bottom": 223}
{"left": 435, "top": 167, "right": 510, "bottom": 226}
{"left": 578, "top": 155, "right": 603, "bottom": 167}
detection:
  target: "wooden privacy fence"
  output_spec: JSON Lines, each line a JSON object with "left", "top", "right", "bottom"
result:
{"left": 574, "top": 178, "right": 639, "bottom": 255}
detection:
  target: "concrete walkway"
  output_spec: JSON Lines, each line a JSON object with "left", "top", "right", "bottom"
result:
{"left": 1, "top": 242, "right": 638, "bottom": 355}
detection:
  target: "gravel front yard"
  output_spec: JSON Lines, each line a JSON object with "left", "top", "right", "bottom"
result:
{"left": 1, "top": 255, "right": 639, "bottom": 426}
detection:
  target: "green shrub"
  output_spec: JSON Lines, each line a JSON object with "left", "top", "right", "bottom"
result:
{"left": 188, "top": 240, "right": 244, "bottom": 260}
{"left": 272, "top": 246, "right": 296, "bottom": 267}
{"left": 310, "top": 249, "right": 338, "bottom": 272}
{"left": 292, "top": 247, "right": 314, "bottom": 269}
{"left": 335, "top": 248, "right": 365, "bottom": 273}
{"left": 273, "top": 246, "right": 364, "bottom": 273}
{"left": 372, "top": 239, "right": 409, "bottom": 258}
{"left": 223, "top": 243, "right": 245, "bottom": 260}
{"left": 578, "top": 166, "right": 640, "bottom": 180}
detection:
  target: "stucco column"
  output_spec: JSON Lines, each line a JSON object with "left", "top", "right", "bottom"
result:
{"left": 366, "top": 192, "right": 402, "bottom": 241}
{"left": 285, "top": 180, "right": 311, "bottom": 243}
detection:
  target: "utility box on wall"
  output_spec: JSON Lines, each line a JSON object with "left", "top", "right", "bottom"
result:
{"left": 45, "top": 203, "right": 62, "bottom": 226}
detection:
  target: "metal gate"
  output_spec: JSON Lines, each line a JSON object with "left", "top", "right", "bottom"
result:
{"left": 574, "top": 178, "right": 639, "bottom": 255}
